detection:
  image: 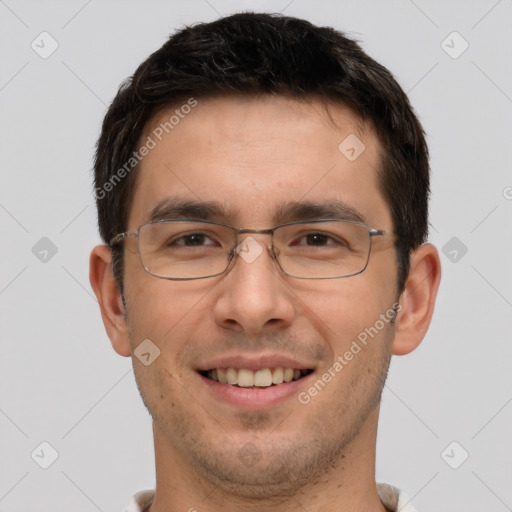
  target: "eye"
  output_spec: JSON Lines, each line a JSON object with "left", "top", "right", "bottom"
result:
{"left": 293, "top": 232, "right": 348, "bottom": 247}
{"left": 169, "top": 232, "right": 218, "bottom": 247}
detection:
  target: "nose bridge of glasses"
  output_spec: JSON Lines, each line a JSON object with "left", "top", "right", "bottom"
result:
{"left": 234, "top": 227, "right": 276, "bottom": 258}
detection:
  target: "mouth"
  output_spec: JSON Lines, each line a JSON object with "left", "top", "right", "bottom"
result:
{"left": 198, "top": 367, "right": 314, "bottom": 388}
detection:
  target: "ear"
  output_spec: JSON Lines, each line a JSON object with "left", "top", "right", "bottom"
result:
{"left": 89, "top": 245, "right": 131, "bottom": 357}
{"left": 392, "top": 243, "right": 441, "bottom": 356}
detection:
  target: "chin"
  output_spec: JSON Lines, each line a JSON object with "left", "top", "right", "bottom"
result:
{"left": 184, "top": 435, "right": 350, "bottom": 500}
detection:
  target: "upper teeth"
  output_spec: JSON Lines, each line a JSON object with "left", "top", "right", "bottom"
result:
{"left": 207, "top": 368, "right": 305, "bottom": 387}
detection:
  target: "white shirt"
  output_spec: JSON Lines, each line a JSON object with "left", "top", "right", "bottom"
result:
{"left": 123, "top": 483, "right": 418, "bottom": 511}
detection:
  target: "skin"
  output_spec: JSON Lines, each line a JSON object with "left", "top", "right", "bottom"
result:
{"left": 90, "top": 95, "right": 441, "bottom": 512}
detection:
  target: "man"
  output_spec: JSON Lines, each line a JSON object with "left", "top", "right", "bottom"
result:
{"left": 90, "top": 12, "right": 441, "bottom": 512}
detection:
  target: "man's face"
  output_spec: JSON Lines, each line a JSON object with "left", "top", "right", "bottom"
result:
{"left": 123, "top": 95, "right": 399, "bottom": 495}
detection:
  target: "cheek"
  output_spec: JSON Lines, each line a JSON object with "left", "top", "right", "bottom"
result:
{"left": 124, "top": 282, "right": 203, "bottom": 408}
{"left": 124, "top": 249, "right": 209, "bottom": 331}
{"left": 296, "top": 277, "right": 389, "bottom": 343}
{"left": 124, "top": 272, "right": 219, "bottom": 376}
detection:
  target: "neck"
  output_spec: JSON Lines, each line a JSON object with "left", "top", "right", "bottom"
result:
{"left": 147, "top": 406, "right": 388, "bottom": 512}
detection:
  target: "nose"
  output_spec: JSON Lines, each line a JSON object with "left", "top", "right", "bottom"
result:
{"left": 212, "top": 234, "right": 296, "bottom": 334}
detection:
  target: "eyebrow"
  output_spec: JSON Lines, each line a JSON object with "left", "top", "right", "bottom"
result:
{"left": 147, "top": 197, "right": 367, "bottom": 225}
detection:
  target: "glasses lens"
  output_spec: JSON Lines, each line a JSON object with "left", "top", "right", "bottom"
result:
{"left": 274, "top": 221, "right": 371, "bottom": 278}
{"left": 138, "top": 220, "right": 235, "bottom": 279}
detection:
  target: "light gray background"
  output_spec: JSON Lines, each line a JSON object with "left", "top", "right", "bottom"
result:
{"left": 1, "top": 1, "right": 511, "bottom": 511}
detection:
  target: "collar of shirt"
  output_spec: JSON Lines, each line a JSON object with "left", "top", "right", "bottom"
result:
{"left": 123, "top": 482, "right": 419, "bottom": 512}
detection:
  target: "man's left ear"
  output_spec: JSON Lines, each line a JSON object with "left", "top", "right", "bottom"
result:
{"left": 392, "top": 243, "right": 441, "bottom": 355}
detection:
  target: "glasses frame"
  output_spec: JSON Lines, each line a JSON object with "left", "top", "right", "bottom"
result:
{"left": 110, "top": 218, "right": 391, "bottom": 281}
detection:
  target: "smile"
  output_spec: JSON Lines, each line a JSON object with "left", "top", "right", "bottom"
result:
{"left": 200, "top": 367, "right": 314, "bottom": 388}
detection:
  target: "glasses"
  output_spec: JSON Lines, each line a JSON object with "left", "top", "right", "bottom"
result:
{"left": 110, "top": 218, "right": 393, "bottom": 280}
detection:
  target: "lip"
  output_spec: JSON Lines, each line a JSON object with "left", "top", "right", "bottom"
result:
{"left": 198, "top": 371, "right": 315, "bottom": 409}
{"left": 196, "top": 354, "right": 315, "bottom": 372}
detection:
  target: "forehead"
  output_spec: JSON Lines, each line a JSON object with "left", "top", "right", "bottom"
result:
{"left": 128, "top": 95, "right": 391, "bottom": 229}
